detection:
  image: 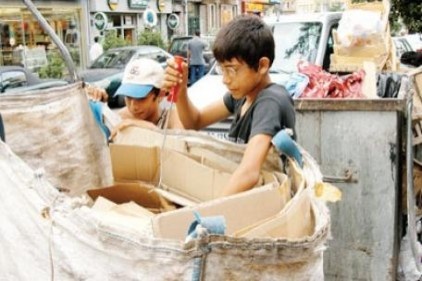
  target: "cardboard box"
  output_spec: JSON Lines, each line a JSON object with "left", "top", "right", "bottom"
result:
{"left": 113, "top": 126, "right": 283, "bottom": 172}
{"left": 110, "top": 144, "right": 233, "bottom": 203}
{"left": 109, "top": 143, "right": 281, "bottom": 204}
{"left": 152, "top": 182, "right": 289, "bottom": 240}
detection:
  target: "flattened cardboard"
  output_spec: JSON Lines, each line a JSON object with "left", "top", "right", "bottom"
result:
{"left": 109, "top": 143, "right": 234, "bottom": 202}
{"left": 152, "top": 182, "right": 286, "bottom": 240}
{"left": 233, "top": 189, "right": 314, "bottom": 239}
{"left": 161, "top": 148, "right": 231, "bottom": 201}
{"left": 87, "top": 182, "right": 169, "bottom": 212}
{"left": 110, "top": 145, "right": 159, "bottom": 183}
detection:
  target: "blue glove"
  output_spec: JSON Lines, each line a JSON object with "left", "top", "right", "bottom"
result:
{"left": 272, "top": 129, "right": 303, "bottom": 168}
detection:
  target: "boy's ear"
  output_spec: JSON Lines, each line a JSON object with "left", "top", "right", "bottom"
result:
{"left": 258, "top": 57, "right": 270, "bottom": 75}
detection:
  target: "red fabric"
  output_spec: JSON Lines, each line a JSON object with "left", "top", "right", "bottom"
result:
{"left": 297, "top": 61, "right": 366, "bottom": 98}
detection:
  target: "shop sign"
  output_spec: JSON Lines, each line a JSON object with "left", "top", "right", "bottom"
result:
{"left": 128, "top": 0, "right": 149, "bottom": 9}
{"left": 157, "top": 0, "right": 166, "bottom": 12}
{"left": 108, "top": 0, "right": 119, "bottom": 11}
{"left": 245, "top": 3, "right": 264, "bottom": 11}
{"left": 245, "top": 0, "right": 275, "bottom": 3}
{"left": 94, "top": 12, "right": 108, "bottom": 31}
{"left": 143, "top": 9, "right": 158, "bottom": 28}
{"left": 167, "top": 14, "right": 180, "bottom": 30}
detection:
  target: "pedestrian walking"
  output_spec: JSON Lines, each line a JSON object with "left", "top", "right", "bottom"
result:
{"left": 89, "top": 36, "right": 103, "bottom": 63}
{"left": 187, "top": 30, "right": 207, "bottom": 85}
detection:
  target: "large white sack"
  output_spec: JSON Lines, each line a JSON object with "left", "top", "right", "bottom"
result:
{"left": 0, "top": 82, "right": 112, "bottom": 195}
{"left": 0, "top": 140, "right": 330, "bottom": 281}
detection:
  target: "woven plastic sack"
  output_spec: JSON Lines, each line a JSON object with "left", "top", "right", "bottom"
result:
{"left": 0, "top": 135, "right": 330, "bottom": 280}
{"left": 0, "top": 82, "right": 112, "bottom": 195}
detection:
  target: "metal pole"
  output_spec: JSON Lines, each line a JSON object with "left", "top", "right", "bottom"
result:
{"left": 185, "top": 0, "right": 188, "bottom": 35}
{"left": 22, "top": 0, "right": 79, "bottom": 82}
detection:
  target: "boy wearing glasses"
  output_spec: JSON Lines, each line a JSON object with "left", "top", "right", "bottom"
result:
{"left": 163, "top": 15, "right": 296, "bottom": 197}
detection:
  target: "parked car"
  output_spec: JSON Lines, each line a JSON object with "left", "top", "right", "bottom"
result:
{"left": 0, "top": 65, "right": 68, "bottom": 94}
{"left": 79, "top": 45, "right": 173, "bottom": 108}
{"left": 188, "top": 12, "right": 342, "bottom": 136}
{"left": 168, "top": 35, "right": 215, "bottom": 75}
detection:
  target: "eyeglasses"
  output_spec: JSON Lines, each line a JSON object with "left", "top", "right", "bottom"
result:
{"left": 215, "top": 64, "right": 239, "bottom": 78}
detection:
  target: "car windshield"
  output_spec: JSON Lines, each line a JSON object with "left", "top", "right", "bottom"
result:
{"left": 272, "top": 22, "right": 322, "bottom": 73}
{"left": 133, "top": 50, "right": 171, "bottom": 64}
{"left": 90, "top": 49, "right": 136, "bottom": 69}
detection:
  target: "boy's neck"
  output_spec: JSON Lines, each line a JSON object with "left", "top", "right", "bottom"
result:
{"left": 245, "top": 74, "right": 272, "bottom": 103}
{"left": 150, "top": 108, "right": 163, "bottom": 125}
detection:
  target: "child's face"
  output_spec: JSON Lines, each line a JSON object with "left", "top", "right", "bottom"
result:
{"left": 124, "top": 92, "right": 159, "bottom": 121}
{"left": 218, "top": 58, "right": 262, "bottom": 99}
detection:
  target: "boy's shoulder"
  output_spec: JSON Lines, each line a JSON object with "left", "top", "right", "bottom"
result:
{"left": 259, "top": 83, "right": 291, "bottom": 100}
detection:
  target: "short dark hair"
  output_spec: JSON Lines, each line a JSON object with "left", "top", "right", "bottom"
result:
{"left": 94, "top": 36, "right": 100, "bottom": 43}
{"left": 195, "top": 30, "right": 200, "bottom": 36}
{"left": 212, "top": 15, "right": 274, "bottom": 70}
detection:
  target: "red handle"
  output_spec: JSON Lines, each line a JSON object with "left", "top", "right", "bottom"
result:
{"left": 168, "top": 56, "right": 184, "bottom": 103}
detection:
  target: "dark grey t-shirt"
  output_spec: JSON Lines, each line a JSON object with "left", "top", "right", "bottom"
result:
{"left": 223, "top": 83, "right": 295, "bottom": 144}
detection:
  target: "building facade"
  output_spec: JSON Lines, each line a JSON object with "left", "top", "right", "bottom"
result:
{"left": 0, "top": 0, "right": 347, "bottom": 73}
{"left": 0, "top": 0, "right": 88, "bottom": 69}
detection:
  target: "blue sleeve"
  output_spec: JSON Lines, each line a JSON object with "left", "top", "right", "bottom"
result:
{"left": 89, "top": 101, "right": 110, "bottom": 139}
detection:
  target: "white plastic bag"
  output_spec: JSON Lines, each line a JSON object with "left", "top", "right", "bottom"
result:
{"left": 337, "top": 9, "right": 383, "bottom": 48}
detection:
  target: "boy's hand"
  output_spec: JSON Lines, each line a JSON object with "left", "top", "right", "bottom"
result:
{"left": 85, "top": 85, "right": 108, "bottom": 102}
{"left": 162, "top": 57, "right": 189, "bottom": 94}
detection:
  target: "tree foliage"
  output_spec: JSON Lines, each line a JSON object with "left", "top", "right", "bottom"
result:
{"left": 390, "top": 0, "right": 422, "bottom": 33}
{"left": 38, "top": 50, "right": 65, "bottom": 79}
{"left": 137, "top": 29, "right": 167, "bottom": 49}
{"left": 103, "top": 29, "right": 129, "bottom": 51}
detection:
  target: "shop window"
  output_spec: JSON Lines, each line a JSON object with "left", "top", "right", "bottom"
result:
{"left": 109, "top": 14, "right": 136, "bottom": 45}
{"left": 0, "top": 7, "right": 83, "bottom": 78}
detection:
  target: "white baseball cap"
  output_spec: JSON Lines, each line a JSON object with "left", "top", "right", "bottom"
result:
{"left": 115, "top": 58, "right": 164, "bottom": 99}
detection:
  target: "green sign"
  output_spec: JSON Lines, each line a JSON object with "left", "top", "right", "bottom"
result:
{"left": 93, "top": 12, "right": 108, "bottom": 31}
{"left": 128, "top": 0, "right": 149, "bottom": 9}
{"left": 167, "top": 14, "right": 180, "bottom": 30}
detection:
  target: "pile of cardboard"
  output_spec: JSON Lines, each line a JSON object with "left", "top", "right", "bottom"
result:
{"left": 330, "top": 0, "right": 396, "bottom": 72}
{"left": 85, "top": 127, "right": 293, "bottom": 238}
{"left": 84, "top": 126, "right": 330, "bottom": 241}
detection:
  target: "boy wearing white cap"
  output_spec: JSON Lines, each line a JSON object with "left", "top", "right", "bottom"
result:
{"left": 110, "top": 58, "right": 182, "bottom": 138}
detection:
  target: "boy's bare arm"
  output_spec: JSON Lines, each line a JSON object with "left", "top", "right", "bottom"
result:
{"left": 163, "top": 58, "right": 230, "bottom": 130}
{"left": 220, "top": 134, "right": 272, "bottom": 197}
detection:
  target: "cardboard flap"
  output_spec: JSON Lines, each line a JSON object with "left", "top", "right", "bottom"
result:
{"left": 110, "top": 144, "right": 159, "bottom": 182}
{"left": 161, "top": 149, "right": 232, "bottom": 201}
{"left": 152, "top": 182, "right": 285, "bottom": 240}
{"left": 87, "top": 182, "right": 165, "bottom": 210}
